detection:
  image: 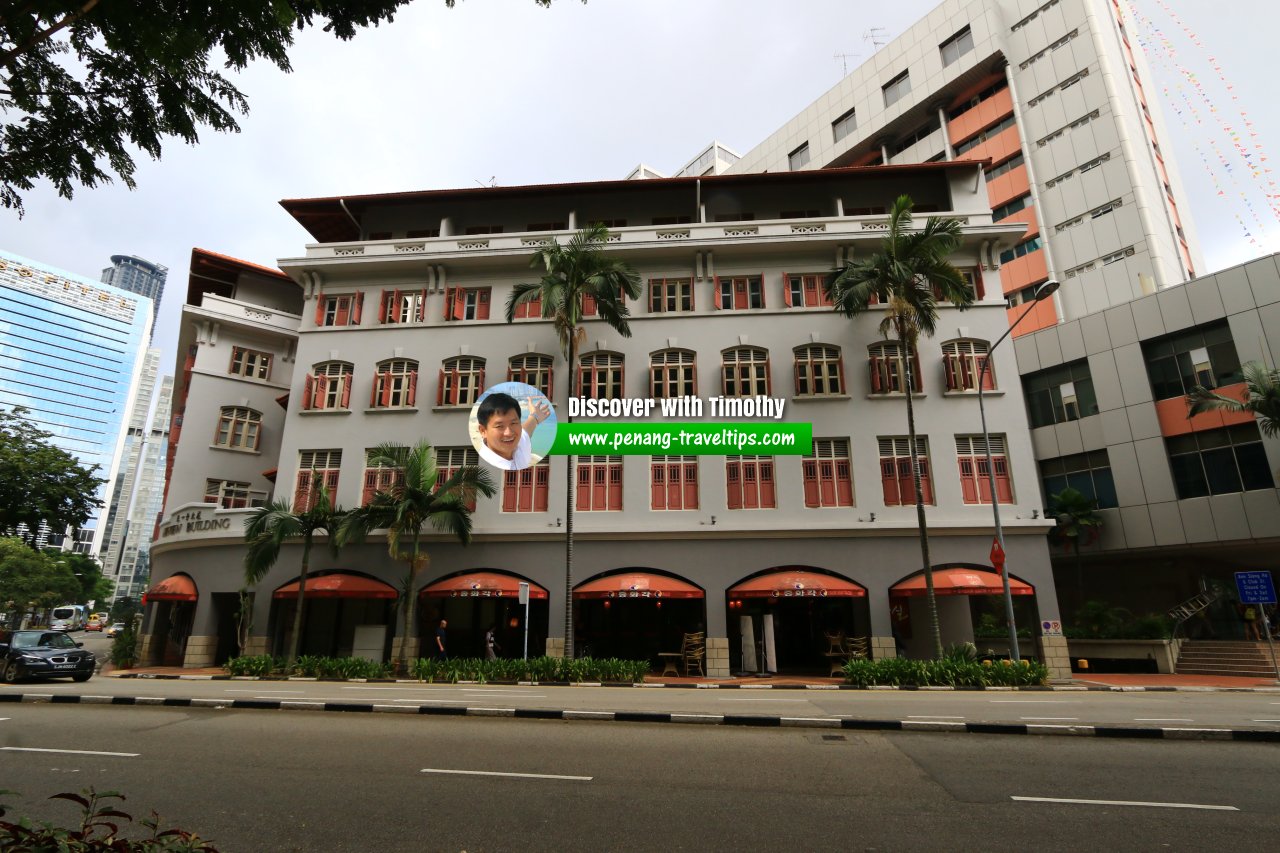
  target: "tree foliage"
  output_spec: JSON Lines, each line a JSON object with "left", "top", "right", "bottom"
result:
{"left": 505, "top": 223, "right": 641, "bottom": 658}
{"left": 0, "top": 536, "right": 81, "bottom": 626}
{"left": 0, "top": 0, "right": 565, "bottom": 215}
{"left": 1186, "top": 360, "right": 1280, "bottom": 438}
{"left": 45, "top": 549, "right": 114, "bottom": 603}
{"left": 827, "top": 195, "right": 972, "bottom": 661}
{"left": 0, "top": 408, "right": 104, "bottom": 546}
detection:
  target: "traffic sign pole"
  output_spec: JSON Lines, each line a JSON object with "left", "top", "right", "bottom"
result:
{"left": 1234, "top": 571, "right": 1279, "bottom": 684}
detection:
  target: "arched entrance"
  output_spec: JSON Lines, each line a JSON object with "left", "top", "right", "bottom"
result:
{"left": 271, "top": 572, "right": 397, "bottom": 660}
{"left": 574, "top": 569, "right": 705, "bottom": 663}
{"left": 889, "top": 564, "right": 1037, "bottom": 659}
{"left": 144, "top": 573, "right": 197, "bottom": 667}
{"left": 726, "top": 567, "right": 870, "bottom": 674}
{"left": 419, "top": 570, "right": 550, "bottom": 659}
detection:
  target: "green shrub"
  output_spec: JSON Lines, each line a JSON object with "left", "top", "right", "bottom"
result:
{"left": 0, "top": 787, "right": 218, "bottom": 851}
{"left": 109, "top": 621, "right": 139, "bottom": 668}
{"left": 842, "top": 656, "right": 1048, "bottom": 687}
{"left": 222, "top": 655, "right": 278, "bottom": 677}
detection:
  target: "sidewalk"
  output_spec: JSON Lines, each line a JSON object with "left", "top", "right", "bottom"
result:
{"left": 104, "top": 665, "right": 1280, "bottom": 690}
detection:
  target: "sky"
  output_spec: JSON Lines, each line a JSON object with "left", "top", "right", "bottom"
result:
{"left": 3, "top": 0, "right": 1278, "bottom": 374}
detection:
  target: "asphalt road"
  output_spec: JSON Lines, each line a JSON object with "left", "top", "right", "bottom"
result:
{"left": 1, "top": 705, "right": 1275, "bottom": 852}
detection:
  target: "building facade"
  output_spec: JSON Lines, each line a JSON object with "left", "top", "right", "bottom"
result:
{"left": 726, "top": 0, "right": 1201, "bottom": 336}
{"left": 114, "top": 373, "right": 173, "bottom": 602}
{"left": 99, "top": 348, "right": 162, "bottom": 581}
{"left": 101, "top": 254, "right": 168, "bottom": 336}
{"left": 144, "top": 164, "right": 1069, "bottom": 677}
{"left": 1016, "top": 252, "right": 1280, "bottom": 626}
{"left": 0, "top": 249, "right": 152, "bottom": 555}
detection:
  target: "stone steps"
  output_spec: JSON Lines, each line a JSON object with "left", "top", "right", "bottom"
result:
{"left": 1176, "top": 641, "right": 1279, "bottom": 678}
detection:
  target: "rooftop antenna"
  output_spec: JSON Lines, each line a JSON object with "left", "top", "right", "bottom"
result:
{"left": 474, "top": 176, "right": 497, "bottom": 188}
{"left": 833, "top": 50, "right": 861, "bottom": 77}
{"left": 863, "top": 27, "right": 888, "bottom": 51}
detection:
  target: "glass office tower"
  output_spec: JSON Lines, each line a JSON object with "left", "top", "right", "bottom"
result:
{"left": 0, "top": 249, "right": 152, "bottom": 554}
{"left": 101, "top": 254, "right": 167, "bottom": 338}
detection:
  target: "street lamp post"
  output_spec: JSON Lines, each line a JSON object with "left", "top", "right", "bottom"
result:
{"left": 977, "top": 279, "right": 1060, "bottom": 663}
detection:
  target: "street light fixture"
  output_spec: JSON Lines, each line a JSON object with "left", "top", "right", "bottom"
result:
{"left": 977, "top": 279, "right": 1060, "bottom": 663}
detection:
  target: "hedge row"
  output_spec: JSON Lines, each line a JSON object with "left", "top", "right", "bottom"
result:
{"left": 223, "top": 654, "right": 650, "bottom": 683}
{"left": 842, "top": 656, "right": 1049, "bottom": 687}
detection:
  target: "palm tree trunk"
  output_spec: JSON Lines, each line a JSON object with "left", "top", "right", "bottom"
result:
{"left": 564, "top": 333, "right": 577, "bottom": 660}
{"left": 903, "top": 328, "right": 943, "bottom": 660}
{"left": 288, "top": 535, "right": 311, "bottom": 665}
{"left": 399, "top": 534, "right": 422, "bottom": 677}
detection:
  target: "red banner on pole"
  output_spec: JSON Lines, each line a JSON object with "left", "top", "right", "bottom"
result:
{"left": 990, "top": 538, "right": 1006, "bottom": 574}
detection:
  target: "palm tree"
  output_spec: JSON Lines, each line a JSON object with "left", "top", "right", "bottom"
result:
{"left": 1186, "top": 360, "right": 1280, "bottom": 437}
{"left": 504, "top": 223, "right": 641, "bottom": 659}
{"left": 243, "top": 474, "right": 345, "bottom": 665}
{"left": 827, "top": 194, "right": 973, "bottom": 660}
{"left": 1046, "top": 486, "right": 1103, "bottom": 596}
{"left": 338, "top": 440, "right": 496, "bottom": 675}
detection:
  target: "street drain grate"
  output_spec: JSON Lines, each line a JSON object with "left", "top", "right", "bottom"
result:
{"left": 821, "top": 735, "right": 847, "bottom": 742}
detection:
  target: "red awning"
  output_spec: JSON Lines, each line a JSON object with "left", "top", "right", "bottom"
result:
{"left": 891, "top": 568, "right": 1034, "bottom": 598}
{"left": 574, "top": 572, "right": 703, "bottom": 600}
{"left": 421, "top": 572, "right": 548, "bottom": 600}
{"left": 146, "top": 574, "right": 197, "bottom": 602}
{"left": 261, "top": 467, "right": 278, "bottom": 483}
{"left": 273, "top": 573, "right": 397, "bottom": 600}
{"left": 728, "top": 570, "right": 865, "bottom": 599}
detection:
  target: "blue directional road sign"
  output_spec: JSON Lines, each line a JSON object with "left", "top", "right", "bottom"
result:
{"left": 1235, "top": 571, "right": 1277, "bottom": 605}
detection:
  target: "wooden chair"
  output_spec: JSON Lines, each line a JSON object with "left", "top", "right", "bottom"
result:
{"left": 823, "top": 630, "right": 846, "bottom": 655}
{"left": 681, "top": 632, "right": 706, "bottom": 677}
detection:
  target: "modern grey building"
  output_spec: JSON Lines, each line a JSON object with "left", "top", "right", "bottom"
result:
{"left": 143, "top": 163, "right": 1070, "bottom": 677}
{"left": 102, "top": 254, "right": 168, "bottom": 337}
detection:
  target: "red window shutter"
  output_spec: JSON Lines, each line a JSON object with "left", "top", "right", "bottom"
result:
{"left": 976, "top": 457, "right": 994, "bottom": 503}
{"left": 869, "top": 357, "right": 883, "bottom": 393}
{"left": 666, "top": 463, "right": 681, "bottom": 509}
{"left": 974, "top": 266, "right": 986, "bottom": 300}
{"left": 994, "top": 457, "right": 1013, "bottom": 503}
{"left": 477, "top": 367, "right": 485, "bottom": 394}
{"left": 313, "top": 374, "right": 328, "bottom": 409}
{"left": 323, "top": 471, "right": 340, "bottom": 508}
{"left": 958, "top": 458, "right": 979, "bottom": 503}
{"left": 407, "top": 371, "right": 418, "bottom": 407}
{"left": 910, "top": 353, "right": 923, "bottom": 393}
{"left": 436, "top": 369, "right": 446, "bottom": 406}
{"left": 352, "top": 291, "right": 364, "bottom": 324}
{"left": 919, "top": 458, "right": 935, "bottom": 504}
{"left": 804, "top": 278, "right": 818, "bottom": 307}
{"left": 793, "top": 359, "right": 803, "bottom": 395}
{"left": 742, "top": 461, "right": 759, "bottom": 509}
{"left": 452, "top": 288, "right": 465, "bottom": 321}
{"left": 819, "top": 460, "right": 837, "bottom": 506}
{"left": 782, "top": 273, "right": 792, "bottom": 307}
{"left": 303, "top": 374, "right": 314, "bottom": 411}
{"left": 734, "top": 280, "right": 747, "bottom": 310}
{"left": 576, "top": 466, "right": 591, "bottom": 511}
{"left": 315, "top": 297, "right": 325, "bottom": 326}
{"left": 713, "top": 276, "right": 722, "bottom": 310}
{"left": 530, "top": 294, "right": 542, "bottom": 317}
{"left": 534, "top": 464, "right": 549, "bottom": 511}
{"left": 442, "top": 288, "right": 454, "bottom": 320}
{"left": 294, "top": 472, "right": 311, "bottom": 511}
{"left": 340, "top": 374, "right": 352, "bottom": 408}
{"left": 802, "top": 460, "right": 820, "bottom": 508}
{"left": 477, "top": 288, "right": 491, "bottom": 320}
{"left": 379, "top": 373, "right": 392, "bottom": 407}
{"left": 516, "top": 469, "right": 533, "bottom": 512}
{"left": 502, "top": 472, "right": 518, "bottom": 512}
{"left": 379, "top": 290, "right": 389, "bottom": 323}
{"left": 683, "top": 463, "right": 699, "bottom": 510}
{"left": 335, "top": 299, "right": 350, "bottom": 327}
{"left": 943, "top": 355, "right": 957, "bottom": 392}
{"left": 362, "top": 469, "right": 379, "bottom": 506}
{"left": 650, "top": 465, "right": 665, "bottom": 510}
{"left": 881, "top": 459, "right": 900, "bottom": 506}
{"left": 582, "top": 293, "right": 597, "bottom": 316}
{"left": 979, "top": 355, "right": 995, "bottom": 390}
{"left": 725, "top": 462, "right": 742, "bottom": 510}
{"left": 836, "top": 460, "right": 853, "bottom": 506}
{"left": 759, "top": 461, "right": 776, "bottom": 508}
{"left": 896, "top": 458, "right": 917, "bottom": 505}
{"left": 608, "top": 464, "right": 623, "bottom": 510}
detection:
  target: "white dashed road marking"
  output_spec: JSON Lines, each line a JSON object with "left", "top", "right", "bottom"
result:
{"left": 1012, "top": 796, "right": 1237, "bottom": 811}
{"left": 421, "top": 768, "right": 592, "bottom": 781}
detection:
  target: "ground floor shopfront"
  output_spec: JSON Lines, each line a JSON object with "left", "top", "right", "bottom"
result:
{"left": 144, "top": 509, "right": 1069, "bottom": 678}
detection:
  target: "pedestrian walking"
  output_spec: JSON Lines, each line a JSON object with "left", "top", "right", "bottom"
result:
{"left": 434, "top": 619, "right": 448, "bottom": 660}
{"left": 484, "top": 624, "right": 501, "bottom": 661}
{"left": 1242, "top": 604, "right": 1261, "bottom": 641}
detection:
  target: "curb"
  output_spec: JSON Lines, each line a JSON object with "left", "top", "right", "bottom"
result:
{"left": 6, "top": 692, "right": 1280, "bottom": 742}
{"left": 105, "top": 673, "right": 1280, "bottom": 693}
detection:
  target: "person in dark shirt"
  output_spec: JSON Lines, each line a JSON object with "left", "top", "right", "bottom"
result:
{"left": 434, "top": 619, "right": 448, "bottom": 660}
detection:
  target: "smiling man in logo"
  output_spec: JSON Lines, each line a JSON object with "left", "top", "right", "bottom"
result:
{"left": 474, "top": 391, "right": 551, "bottom": 471}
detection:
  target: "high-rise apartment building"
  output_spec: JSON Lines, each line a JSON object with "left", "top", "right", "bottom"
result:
{"left": 114, "top": 373, "right": 173, "bottom": 601}
{"left": 726, "top": 0, "right": 1201, "bottom": 337}
{"left": 0, "top": 249, "right": 153, "bottom": 555}
{"left": 101, "top": 254, "right": 168, "bottom": 335}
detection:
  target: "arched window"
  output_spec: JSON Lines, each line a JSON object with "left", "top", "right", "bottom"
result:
{"left": 214, "top": 406, "right": 262, "bottom": 450}
{"left": 650, "top": 349, "right": 697, "bottom": 398}
{"left": 867, "top": 342, "right": 921, "bottom": 394}
{"left": 793, "top": 344, "right": 844, "bottom": 396}
{"left": 508, "top": 354, "right": 554, "bottom": 397}
{"left": 941, "top": 339, "right": 994, "bottom": 391}
{"left": 437, "top": 357, "right": 485, "bottom": 407}
{"left": 577, "top": 352, "right": 624, "bottom": 400}
{"left": 721, "top": 347, "right": 771, "bottom": 397}
{"left": 370, "top": 359, "right": 419, "bottom": 409}
{"left": 304, "top": 361, "right": 354, "bottom": 411}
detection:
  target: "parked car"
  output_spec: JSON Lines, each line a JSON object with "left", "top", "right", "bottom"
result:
{"left": 85, "top": 619, "right": 103, "bottom": 632}
{"left": 105, "top": 623, "right": 126, "bottom": 638}
{"left": 0, "top": 631, "right": 96, "bottom": 683}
